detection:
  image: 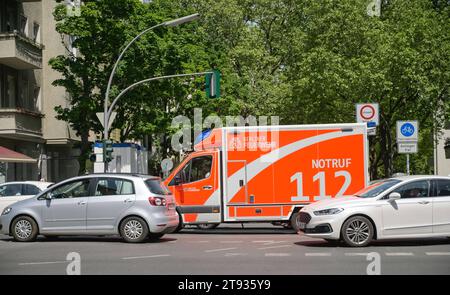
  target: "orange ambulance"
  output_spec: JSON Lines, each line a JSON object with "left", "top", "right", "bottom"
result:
{"left": 164, "top": 123, "right": 369, "bottom": 231}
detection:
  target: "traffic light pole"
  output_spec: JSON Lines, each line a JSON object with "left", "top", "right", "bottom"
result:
{"left": 103, "top": 71, "right": 215, "bottom": 172}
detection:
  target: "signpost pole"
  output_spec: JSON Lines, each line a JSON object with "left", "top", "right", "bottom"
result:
{"left": 406, "top": 154, "right": 410, "bottom": 175}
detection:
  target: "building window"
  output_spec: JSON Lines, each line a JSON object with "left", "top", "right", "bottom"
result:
{"left": 0, "top": 65, "right": 19, "bottom": 109}
{"left": 33, "top": 86, "right": 41, "bottom": 112}
{"left": 19, "top": 15, "right": 27, "bottom": 37}
{"left": 2, "top": 0, "right": 18, "bottom": 32}
{"left": 33, "top": 22, "right": 40, "bottom": 43}
{"left": 18, "top": 73, "right": 29, "bottom": 110}
{"left": 6, "top": 72, "right": 17, "bottom": 108}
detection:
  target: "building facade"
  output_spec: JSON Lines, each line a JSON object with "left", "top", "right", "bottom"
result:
{"left": 437, "top": 122, "right": 450, "bottom": 176}
{"left": 0, "top": 0, "right": 80, "bottom": 183}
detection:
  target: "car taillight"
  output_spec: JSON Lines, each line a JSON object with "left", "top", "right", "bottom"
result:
{"left": 148, "top": 197, "right": 167, "bottom": 206}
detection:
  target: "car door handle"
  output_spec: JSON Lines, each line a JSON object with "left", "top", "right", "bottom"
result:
{"left": 202, "top": 185, "right": 213, "bottom": 190}
{"left": 124, "top": 198, "right": 133, "bottom": 203}
{"left": 418, "top": 201, "right": 430, "bottom": 205}
{"left": 78, "top": 201, "right": 87, "bottom": 205}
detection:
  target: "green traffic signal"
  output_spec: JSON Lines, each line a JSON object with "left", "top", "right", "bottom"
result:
{"left": 205, "top": 70, "right": 220, "bottom": 98}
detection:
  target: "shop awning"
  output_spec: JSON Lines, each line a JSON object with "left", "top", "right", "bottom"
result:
{"left": 0, "top": 146, "right": 36, "bottom": 163}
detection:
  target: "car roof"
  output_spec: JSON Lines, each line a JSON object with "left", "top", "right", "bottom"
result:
{"left": 79, "top": 173, "right": 160, "bottom": 180}
{"left": 389, "top": 175, "right": 450, "bottom": 181}
{"left": 0, "top": 181, "right": 54, "bottom": 187}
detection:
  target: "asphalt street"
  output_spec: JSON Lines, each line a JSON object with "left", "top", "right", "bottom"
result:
{"left": 1, "top": 223, "right": 449, "bottom": 275}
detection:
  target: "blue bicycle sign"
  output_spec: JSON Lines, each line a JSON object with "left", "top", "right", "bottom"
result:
{"left": 397, "top": 120, "right": 418, "bottom": 143}
{"left": 401, "top": 123, "right": 415, "bottom": 137}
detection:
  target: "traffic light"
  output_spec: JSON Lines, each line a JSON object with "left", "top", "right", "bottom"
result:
{"left": 205, "top": 70, "right": 220, "bottom": 98}
{"left": 103, "top": 139, "right": 114, "bottom": 163}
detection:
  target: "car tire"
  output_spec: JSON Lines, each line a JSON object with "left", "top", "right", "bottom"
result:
{"left": 196, "top": 223, "right": 220, "bottom": 230}
{"left": 119, "top": 216, "right": 149, "bottom": 243}
{"left": 341, "top": 216, "right": 374, "bottom": 247}
{"left": 11, "top": 216, "right": 38, "bottom": 242}
{"left": 148, "top": 233, "right": 165, "bottom": 241}
{"left": 290, "top": 212, "right": 303, "bottom": 232}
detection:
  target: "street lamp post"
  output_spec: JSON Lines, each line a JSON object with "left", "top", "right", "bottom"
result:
{"left": 102, "top": 13, "right": 200, "bottom": 172}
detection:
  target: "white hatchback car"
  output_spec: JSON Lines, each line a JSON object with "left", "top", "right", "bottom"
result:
{"left": 0, "top": 181, "right": 54, "bottom": 214}
{"left": 299, "top": 175, "right": 450, "bottom": 247}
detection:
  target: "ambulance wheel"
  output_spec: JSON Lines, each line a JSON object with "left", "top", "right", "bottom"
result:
{"left": 196, "top": 223, "right": 220, "bottom": 229}
{"left": 290, "top": 212, "right": 303, "bottom": 232}
{"left": 172, "top": 211, "right": 184, "bottom": 233}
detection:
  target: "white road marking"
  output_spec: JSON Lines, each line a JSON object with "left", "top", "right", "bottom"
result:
{"left": 265, "top": 253, "right": 291, "bottom": 257}
{"left": 345, "top": 253, "right": 371, "bottom": 257}
{"left": 205, "top": 247, "right": 237, "bottom": 253}
{"left": 385, "top": 252, "right": 414, "bottom": 256}
{"left": 305, "top": 252, "right": 332, "bottom": 257}
{"left": 425, "top": 252, "right": 450, "bottom": 256}
{"left": 122, "top": 254, "right": 171, "bottom": 260}
{"left": 19, "top": 261, "right": 67, "bottom": 266}
{"left": 224, "top": 253, "right": 248, "bottom": 257}
{"left": 258, "top": 245, "right": 292, "bottom": 250}
{"left": 220, "top": 241, "right": 243, "bottom": 244}
{"left": 262, "top": 241, "right": 287, "bottom": 245}
{"left": 188, "top": 240, "right": 210, "bottom": 243}
{"left": 252, "top": 240, "right": 275, "bottom": 243}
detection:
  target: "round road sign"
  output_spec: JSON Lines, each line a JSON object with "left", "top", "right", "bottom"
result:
{"left": 360, "top": 105, "right": 376, "bottom": 120}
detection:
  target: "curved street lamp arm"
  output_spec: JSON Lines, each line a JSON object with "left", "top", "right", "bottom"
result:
{"left": 106, "top": 72, "right": 213, "bottom": 122}
{"left": 104, "top": 23, "right": 165, "bottom": 137}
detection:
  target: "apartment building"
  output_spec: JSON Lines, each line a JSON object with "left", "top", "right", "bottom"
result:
{"left": 0, "top": 0, "right": 79, "bottom": 183}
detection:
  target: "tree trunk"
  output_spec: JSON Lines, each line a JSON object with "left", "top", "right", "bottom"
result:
{"left": 78, "top": 131, "right": 91, "bottom": 175}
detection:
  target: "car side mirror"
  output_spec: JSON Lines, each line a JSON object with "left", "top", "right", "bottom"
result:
{"left": 388, "top": 192, "right": 401, "bottom": 201}
{"left": 174, "top": 175, "right": 183, "bottom": 186}
{"left": 38, "top": 193, "right": 52, "bottom": 201}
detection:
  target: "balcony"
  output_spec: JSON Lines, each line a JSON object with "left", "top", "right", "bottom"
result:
{"left": 0, "top": 33, "right": 43, "bottom": 70}
{"left": 0, "top": 108, "right": 43, "bottom": 140}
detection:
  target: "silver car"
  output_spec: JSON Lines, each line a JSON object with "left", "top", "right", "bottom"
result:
{"left": 0, "top": 174, "right": 179, "bottom": 243}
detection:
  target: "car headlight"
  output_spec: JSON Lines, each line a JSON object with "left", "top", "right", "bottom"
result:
{"left": 2, "top": 207, "right": 12, "bottom": 215}
{"left": 313, "top": 208, "right": 344, "bottom": 216}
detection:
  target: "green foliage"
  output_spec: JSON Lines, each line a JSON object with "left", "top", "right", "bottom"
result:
{"left": 50, "top": 0, "right": 449, "bottom": 177}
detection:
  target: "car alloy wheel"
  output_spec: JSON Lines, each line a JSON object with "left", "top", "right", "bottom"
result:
{"left": 11, "top": 216, "right": 38, "bottom": 242}
{"left": 341, "top": 216, "right": 374, "bottom": 247}
{"left": 15, "top": 220, "right": 32, "bottom": 240}
{"left": 123, "top": 220, "right": 144, "bottom": 240}
{"left": 346, "top": 219, "right": 370, "bottom": 245}
{"left": 120, "top": 216, "right": 149, "bottom": 243}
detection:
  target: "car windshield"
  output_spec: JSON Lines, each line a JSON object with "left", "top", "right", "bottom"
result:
{"left": 145, "top": 179, "right": 171, "bottom": 195}
{"left": 354, "top": 179, "right": 402, "bottom": 198}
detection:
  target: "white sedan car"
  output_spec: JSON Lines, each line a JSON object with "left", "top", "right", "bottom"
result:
{"left": 0, "top": 181, "right": 53, "bottom": 214}
{"left": 299, "top": 175, "right": 450, "bottom": 247}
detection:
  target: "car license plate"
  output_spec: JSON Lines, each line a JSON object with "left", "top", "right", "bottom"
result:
{"left": 298, "top": 222, "right": 306, "bottom": 229}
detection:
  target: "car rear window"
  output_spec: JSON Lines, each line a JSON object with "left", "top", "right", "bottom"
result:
{"left": 145, "top": 179, "right": 171, "bottom": 195}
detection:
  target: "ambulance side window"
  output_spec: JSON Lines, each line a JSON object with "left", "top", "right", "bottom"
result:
{"left": 189, "top": 156, "right": 212, "bottom": 182}
{"left": 169, "top": 162, "right": 191, "bottom": 186}
{"left": 169, "top": 155, "right": 212, "bottom": 185}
